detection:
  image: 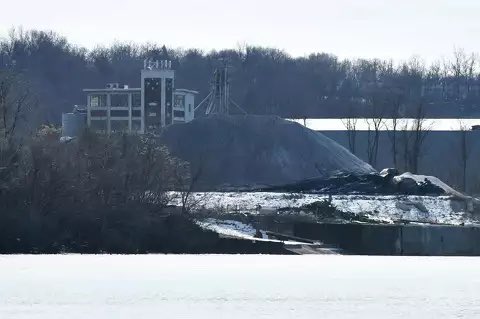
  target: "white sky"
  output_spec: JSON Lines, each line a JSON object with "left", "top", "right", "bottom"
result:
{"left": 1, "top": 0, "right": 479, "bottom": 62}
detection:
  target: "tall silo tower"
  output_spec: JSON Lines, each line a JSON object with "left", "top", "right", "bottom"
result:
{"left": 141, "top": 59, "right": 175, "bottom": 133}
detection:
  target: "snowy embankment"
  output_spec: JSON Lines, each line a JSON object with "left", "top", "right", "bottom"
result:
{"left": 196, "top": 219, "right": 337, "bottom": 249}
{"left": 197, "top": 219, "right": 259, "bottom": 239}
{"left": 170, "top": 192, "right": 474, "bottom": 225}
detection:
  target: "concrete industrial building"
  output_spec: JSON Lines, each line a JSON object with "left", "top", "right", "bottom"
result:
{"left": 76, "top": 60, "right": 197, "bottom": 135}
{"left": 62, "top": 60, "right": 244, "bottom": 137}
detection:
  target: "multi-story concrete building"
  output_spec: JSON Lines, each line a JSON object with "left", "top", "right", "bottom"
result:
{"left": 85, "top": 60, "right": 197, "bottom": 134}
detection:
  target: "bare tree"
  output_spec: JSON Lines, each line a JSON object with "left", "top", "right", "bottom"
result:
{"left": 385, "top": 91, "right": 404, "bottom": 168}
{"left": 365, "top": 117, "right": 383, "bottom": 167}
{"left": 397, "top": 102, "right": 431, "bottom": 174}
{"left": 408, "top": 102, "right": 431, "bottom": 174}
{"left": 363, "top": 86, "right": 385, "bottom": 167}
{"left": 451, "top": 48, "right": 469, "bottom": 100}
{"left": 399, "top": 120, "right": 411, "bottom": 172}
{"left": 342, "top": 115, "right": 358, "bottom": 155}
{"left": 0, "top": 70, "right": 36, "bottom": 183}
{"left": 428, "top": 61, "right": 441, "bottom": 80}
{"left": 386, "top": 117, "right": 399, "bottom": 168}
{"left": 458, "top": 120, "right": 471, "bottom": 192}
{"left": 466, "top": 53, "right": 477, "bottom": 96}
{"left": 0, "top": 71, "right": 34, "bottom": 143}
{"left": 440, "top": 58, "right": 451, "bottom": 100}
{"left": 174, "top": 159, "right": 204, "bottom": 215}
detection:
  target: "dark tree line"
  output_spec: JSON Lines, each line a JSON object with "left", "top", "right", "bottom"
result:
{"left": 2, "top": 28, "right": 480, "bottom": 131}
{"left": 0, "top": 123, "right": 213, "bottom": 253}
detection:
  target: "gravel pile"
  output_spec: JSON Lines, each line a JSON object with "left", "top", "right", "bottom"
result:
{"left": 160, "top": 115, "right": 375, "bottom": 190}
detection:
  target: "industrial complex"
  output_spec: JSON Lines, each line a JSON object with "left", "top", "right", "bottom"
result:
{"left": 62, "top": 60, "right": 197, "bottom": 136}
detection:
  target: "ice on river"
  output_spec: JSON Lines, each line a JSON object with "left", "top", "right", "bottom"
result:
{"left": 1, "top": 255, "right": 479, "bottom": 319}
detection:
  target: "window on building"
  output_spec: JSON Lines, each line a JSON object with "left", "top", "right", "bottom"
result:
{"left": 110, "top": 110, "right": 129, "bottom": 117}
{"left": 132, "top": 93, "right": 141, "bottom": 107}
{"left": 111, "top": 94, "right": 128, "bottom": 107}
{"left": 166, "top": 78, "right": 173, "bottom": 125}
{"left": 132, "top": 110, "right": 141, "bottom": 117}
{"left": 89, "top": 94, "right": 107, "bottom": 107}
{"left": 174, "top": 110, "right": 185, "bottom": 118}
{"left": 90, "top": 110, "right": 107, "bottom": 117}
{"left": 175, "top": 95, "right": 185, "bottom": 109}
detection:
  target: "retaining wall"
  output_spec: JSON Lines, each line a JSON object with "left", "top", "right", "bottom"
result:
{"left": 294, "top": 222, "right": 480, "bottom": 255}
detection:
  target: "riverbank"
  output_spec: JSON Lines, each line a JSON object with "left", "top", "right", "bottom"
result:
{"left": 0, "top": 210, "right": 289, "bottom": 255}
{"left": 194, "top": 216, "right": 480, "bottom": 256}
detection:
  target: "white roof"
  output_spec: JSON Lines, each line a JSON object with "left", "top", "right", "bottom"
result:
{"left": 288, "top": 118, "right": 480, "bottom": 131}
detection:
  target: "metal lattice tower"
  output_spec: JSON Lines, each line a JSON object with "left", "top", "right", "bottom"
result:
{"left": 195, "top": 61, "right": 247, "bottom": 116}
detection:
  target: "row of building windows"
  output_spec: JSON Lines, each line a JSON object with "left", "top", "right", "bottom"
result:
{"left": 89, "top": 93, "right": 142, "bottom": 108}
{"left": 90, "top": 120, "right": 142, "bottom": 133}
{"left": 89, "top": 93, "right": 193, "bottom": 112}
{"left": 90, "top": 110, "right": 142, "bottom": 117}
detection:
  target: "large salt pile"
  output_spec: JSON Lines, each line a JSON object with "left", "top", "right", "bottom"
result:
{"left": 160, "top": 115, "right": 375, "bottom": 190}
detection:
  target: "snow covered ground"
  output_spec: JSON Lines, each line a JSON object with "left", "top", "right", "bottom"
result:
{"left": 393, "top": 172, "right": 467, "bottom": 199}
{"left": 196, "top": 218, "right": 305, "bottom": 245}
{"left": 197, "top": 219, "right": 259, "bottom": 239}
{"left": 170, "top": 192, "right": 475, "bottom": 225}
{"left": 1, "top": 255, "right": 480, "bottom": 319}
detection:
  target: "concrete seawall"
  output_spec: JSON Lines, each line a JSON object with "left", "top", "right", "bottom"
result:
{"left": 294, "top": 222, "right": 480, "bottom": 256}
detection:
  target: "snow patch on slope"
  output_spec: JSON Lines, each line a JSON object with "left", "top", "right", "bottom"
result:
{"left": 393, "top": 172, "right": 466, "bottom": 198}
{"left": 197, "top": 219, "right": 306, "bottom": 244}
{"left": 197, "top": 219, "right": 258, "bottom": 239}
{"left": 172, "top": 192, "right": 473, "bottom": 225}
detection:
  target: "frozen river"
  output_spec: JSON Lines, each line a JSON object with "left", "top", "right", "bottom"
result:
{"left": 1, "top": 255, "right": 479, "bottom": 318}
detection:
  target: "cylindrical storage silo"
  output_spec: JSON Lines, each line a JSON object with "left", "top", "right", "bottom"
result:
{"left": 62, "top": 112, "right": 87, "bottom": 137}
